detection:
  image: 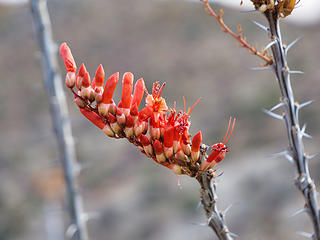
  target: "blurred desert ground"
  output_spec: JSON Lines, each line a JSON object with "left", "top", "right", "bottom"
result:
{"left": 0, "top": 0, "right": 320, "bottom": 240}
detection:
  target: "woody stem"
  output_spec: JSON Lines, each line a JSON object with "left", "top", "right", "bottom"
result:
{"left": 265, "top": 10, "right": 320, "bottom": 239}
{"left": 196, "top": 171, "right": 233, "bottom": 240}
{"left": 31, "top": 0, "right": 89, "bottom": 239}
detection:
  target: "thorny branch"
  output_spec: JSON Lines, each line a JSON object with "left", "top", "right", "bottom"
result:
{"left": 264, "top": 9, "right": 320, "bottom": 239}
{"left": 196, "top": 168, "right": 234, "bottom": 240}
{"left": 191, "top": 144, "right": 234, "bottom": 240}
{"left": 30, "top": 0, "right": 89, "bottom": 239}
{"left": 200, "top": 0, "right": 273, "bottom": 66}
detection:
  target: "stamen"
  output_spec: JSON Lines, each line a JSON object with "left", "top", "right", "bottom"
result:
{"left": 187, "top": 97, "right": 201, "bottom": 117}
{"left": 222, "top": 117, "right": 232, "bottom": 143}
{"left": 224, "top": 118, "right": 236, "bottom": 145}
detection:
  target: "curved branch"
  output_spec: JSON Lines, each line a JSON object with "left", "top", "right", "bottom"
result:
{"left": 200, "top": 0, "right": 273, "bottom": 66}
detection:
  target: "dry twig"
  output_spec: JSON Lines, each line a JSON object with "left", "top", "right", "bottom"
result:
{"left": 200, "top": 0, "right": 273, "bottom": 65}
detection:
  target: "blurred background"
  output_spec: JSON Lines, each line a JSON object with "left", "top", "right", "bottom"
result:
{"left": 1, "top": 0, "right": 320, "bottom": 239}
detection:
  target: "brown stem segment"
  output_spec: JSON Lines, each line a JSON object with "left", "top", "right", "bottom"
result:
{"left": 265, "top": 10, "right": 320, "bottom": 239}
{"left": 200, "top": 0, "right": 273, "bottom": 66}
{"left": 196, "top": 170, "right": 234, "bottom": 240}
{"left": 30, "top": 0, "right": 89, "bottom": 239}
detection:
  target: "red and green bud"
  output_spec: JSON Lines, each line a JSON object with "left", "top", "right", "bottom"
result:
{"left": 168, "top": 164, "right": 182, "bottom": 175}
{"left": 139, "top": 134, "right": 153, "bottom": 157}
{"left": 65, "top": 72, "right": 76, "bottom": 88}
{"left": 76, "top": 64, "right": 86, "bottom": 90}
{"left": 153, "top": 140, "right": 166, "bottom": 163}
{"left": 108, "top": 113, "right": 121, "bottom": 134}
{"left": 116, "top": 107, "right": 126, "bottom": 126}
{"left": 124, "top": 115, "right": 134, "bottom": 138}
{"left": 75, "top": 96, "right": 86, "bottom": 108}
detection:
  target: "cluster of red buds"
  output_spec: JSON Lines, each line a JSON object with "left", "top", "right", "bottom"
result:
{"left": 60, "top": 43, "right": 235, "bottom": 177}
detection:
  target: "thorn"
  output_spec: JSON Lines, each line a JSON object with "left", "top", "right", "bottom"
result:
{"left": 284, "top": 154, "right": 294, "bottom": 164}
{"left": 252, "top": 20, "right": 269, "bottom": 33}
{"left": 300, "top": 124, "right": 312, "bottom": 139}
{"left": 229, "top": 232, "right": 240, "bottom": 238}
{"left": 240, "top": 9, "right": 257, "bottom": 13}
{"left": 262, "top": 108, "right": 283, "bottom": 120}
{"left": 191, "top": 222, "right": 208, "bottom": 227}
{"left": 296, "top": 231, "right": 313, "bottom": 239}
{"left": 285, "top": 37, "right": 302, "bottom": 55}
{"left": 80, "top": 161, "right": 92, "bottom": 171}
{"left": 221, "top": 204, "right": 233, "bottom": 218}
{"left": 301, "top": 124, "right": 307, "bottom": 134}
{"left": 65, "top": 224, "right": 77, "bottom": 239}
{"left": 269, "top": 150, "right": 294, "bottom": 163}
{"left": 195, "top": 201, "right": 202, "bottom": 211}
{"left": 250, "top": 66, "right": 273, "bottom": 71}
{"left": 305, "top": 153, "right": 319, "bottom": 161}
{"left": 73, "top": 162, "right": 82, "bottom": 176}
{"left": 269, "top": 102, "right": 285, "bottom": 112}
{"left": 289, "top": 70, "right": 304, "bottom": 75}
{"left": 82, "top": 212, "right": 101, "bottom": 222}
{"left": 298, "top": 100, "right": 313, "bottom": 110}
{"left": 290, "top": 208, "right": 308, "bottom": 218}
{"left": 302, "top": 133, "right": 312, "bottom": 139}
{"left": 264, "top": 40, "right": 277, "bottom": 51}
{"left": 269, "top": 150, "right": 289, "bottom": 158}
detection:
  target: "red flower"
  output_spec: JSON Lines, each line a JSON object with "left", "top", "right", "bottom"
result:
{"left": 59, "top": 42, "right": 235, "bottom": 176}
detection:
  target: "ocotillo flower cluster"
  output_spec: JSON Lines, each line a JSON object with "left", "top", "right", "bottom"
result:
{"left": 60, "top": 43, "right": 235, "bottom": 177}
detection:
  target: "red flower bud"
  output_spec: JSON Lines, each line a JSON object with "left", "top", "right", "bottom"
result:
{"left": 108, "top": 113, "right": 121, "bottom": 134}
{"left": 76, "top": 64, "right": 87, "bottom": 90}
{"left": 108, "top": 113, "right": 117, "bottom": 123}
{"left": 81, "top": 72, "right": 91, "bottom": 88}
{"left": 102, "top": 72, "right": 119, "bottom": 104}
{"left": 130, "top": 104, "right": 139, "bottom": 117}
{"left": 121, "top": 72, "right": 133, "bottom": 109}
{"left": 191, "top": 131, "right": 202, "bottom": 162}
{"left": 124, "top": 120, "right": 134, "bottom": 138}
{"left": 125, "top": 115, "right": 134, "bottom": 128}
{"left": 59, "top": 43, "right": 77, "bottom": 73}
{"left": 93, "top": 64, "right": 105, "bottom": 88}
{"left": 80, "top": 108, "right": 106, "bottom": 129}
{"left": 191, "top": 131, "right": 202, "bottom": 152}
{"left": 131, "top": 78, "right": 145, "bottom": 108}
{"left": 164, "top": 126, "right": 174, "bottom": 148}
{"left": 153, "top": 140, "right": 166, "bottom": 163}
{"left": 139, "top": 135, "right": 153, "bottom": 157}
{"left": 139, "top": 134, "right": 150, "bottom": 146}
{"left": 116, "top": 107, "right": 126, "bottom": 126}
{"left": 65, "top": 72, "right": 76, "bottom": 88}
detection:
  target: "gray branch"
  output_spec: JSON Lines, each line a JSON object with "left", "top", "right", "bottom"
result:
{"left": 264, "top": 10, "right": 320, "bottom": 239}
{"left": 30, "top": 0, "right": 89, "bottom": 239}
{"left": 196, "top": 167, "right": 234, "bottom": 240}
